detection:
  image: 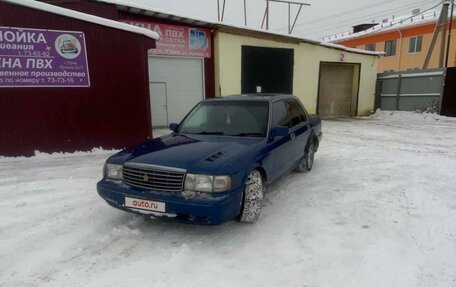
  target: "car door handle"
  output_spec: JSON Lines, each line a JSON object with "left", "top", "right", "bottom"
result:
{"left": 290, "top": 133, "right": 296, "bottom": 140}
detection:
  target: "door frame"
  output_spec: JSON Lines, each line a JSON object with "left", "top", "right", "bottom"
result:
{"left": 149, "top": 81, "right": 168, "bottom": 127}
{"left": 316, "top": 61, "right": 361, "bottom": 117}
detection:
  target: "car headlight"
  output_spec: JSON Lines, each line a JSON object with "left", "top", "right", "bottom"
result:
{"left": 104, "top": 163, "right": 123, "bottom": 180}
{"left": 184, "top": 174, "right": 231, "bottom": 192}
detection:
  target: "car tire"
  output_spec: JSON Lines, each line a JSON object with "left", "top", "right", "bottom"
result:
{"left": 239, "top": 169, "right": 265, "bottom": 223}
{"left": 297, "top": 139, "right": 316, "bottom": 172}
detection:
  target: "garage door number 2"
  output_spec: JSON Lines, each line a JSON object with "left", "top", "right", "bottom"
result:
{"left": 339, "top": 53, "right": 346, "bottom": 62}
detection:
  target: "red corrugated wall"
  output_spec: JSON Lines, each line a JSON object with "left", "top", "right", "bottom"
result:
{"left": 0, "top": 2, "right": 156, "bottom": 156}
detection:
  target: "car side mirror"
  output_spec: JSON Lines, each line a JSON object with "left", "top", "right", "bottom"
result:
{"left": 169, "top": 123, "right": 179, "bottom": 132}
{"left": 271, "top": 126, "right": 289, "bottom": 137}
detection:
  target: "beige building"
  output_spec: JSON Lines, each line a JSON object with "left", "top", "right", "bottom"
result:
{"left": 214, "top": 26, "right": 380, "bottom": 116}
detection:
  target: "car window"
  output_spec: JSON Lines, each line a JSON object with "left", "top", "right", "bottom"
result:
{"left": 181, "top": 104, "right": 208, "bottom": 128}
{"left": 272, "top": 101, "right": 290, "bottom": 127}
{"left": 285, "top": 99, "right": 307, "bottom": 127}
{"left": 177, "top": 101, "right": 269, "bottom": 137}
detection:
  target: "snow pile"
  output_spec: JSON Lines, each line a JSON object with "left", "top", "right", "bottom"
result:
{"left": 33, "top": 147, "right": 118, "bottom": 159}
{"left": 0, "top": 148, "right": 117, "bottom": 162}
{"left": 1, "top": 114, "right": 456, "bottom": 287}
{"left": 366, "top": 109, "right": 456, "bottom": 123}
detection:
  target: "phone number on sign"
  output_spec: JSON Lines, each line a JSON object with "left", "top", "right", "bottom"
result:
{"left": 17, "top": 51, "right": 51, "bottom": 57}
{"left": 43, "top": 77, "right": 75, "bottom": 84}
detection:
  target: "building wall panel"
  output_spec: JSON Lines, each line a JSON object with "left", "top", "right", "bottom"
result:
{"left": 0, "top": 2, "right": 155, "bottom": 156}
{"left": 215, "top": 31, "right": 378, "bottom": 116}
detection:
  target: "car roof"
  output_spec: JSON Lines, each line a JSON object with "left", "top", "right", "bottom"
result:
{"left": 203, "top": 93, "right": 295, "bottom": 102}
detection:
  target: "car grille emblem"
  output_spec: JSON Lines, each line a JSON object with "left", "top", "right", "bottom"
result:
{"left": 143, "top": 174, "right": 149, "bottom": 182}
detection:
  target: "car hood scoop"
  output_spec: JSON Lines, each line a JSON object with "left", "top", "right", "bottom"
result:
{"left": 205, "top": 151, "right": 227, "bottom": 162}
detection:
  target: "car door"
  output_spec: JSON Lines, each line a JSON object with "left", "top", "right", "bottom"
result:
{"left": 285, "top": 99, "right": 312, "bottom": 164}
{"left": 266, "top": 100, "right": 294, "bottom": 182}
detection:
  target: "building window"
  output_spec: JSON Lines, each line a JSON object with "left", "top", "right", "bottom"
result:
{"left": 384, "top": 40, "right": 397, "bottom": 56}
{"left": 365, "top": 43, "right": 376, "bottom": 51}
{"left": 409, "top": 36, "right": 423, "bottom": 53}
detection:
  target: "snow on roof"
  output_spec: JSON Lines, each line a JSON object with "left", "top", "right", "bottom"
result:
{"left": 217, "top": 23, "right": 384, "bottom": 56}
{"left": 95, "top": 0, "right": 381, "bottom": 56}
{"left": 320, "top": 42, "right": 385, "bottom": 56}
{"left": 96, "top": 0, "right": 217, "bottom": 27}
{"left": 217, "top": 22, "right": 320, "bottom": 44}
{"left": 1, "top": 0, "right": 159, "bottom": 40}
{"left": 327, "top": 9, "right": 451, "bottom": 43}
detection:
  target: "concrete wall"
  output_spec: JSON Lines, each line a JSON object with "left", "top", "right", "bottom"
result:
{"left": 214, "top": 31, "right": 378, "bottom": 116}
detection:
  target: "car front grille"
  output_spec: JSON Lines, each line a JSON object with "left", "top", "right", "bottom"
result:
{"left": 123, "top": 163, "right": 185, "bottom": 192}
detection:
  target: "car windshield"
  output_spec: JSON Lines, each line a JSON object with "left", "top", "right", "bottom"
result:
{"left": 177, "top": 101, "right": 269, "bottom": 137}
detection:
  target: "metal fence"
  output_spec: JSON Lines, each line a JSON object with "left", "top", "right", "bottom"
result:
{"left": 376, "top": 68, "right": 446, "bottom": 113}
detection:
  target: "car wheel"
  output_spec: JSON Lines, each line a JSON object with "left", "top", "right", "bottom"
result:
{"left": 297, "top": 139, "right": 315, "bottom": 172}
{"left": 239, "top": 169, "right": 265, "bottom": 223}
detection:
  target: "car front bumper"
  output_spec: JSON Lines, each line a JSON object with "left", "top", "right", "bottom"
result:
{"left": 97, "top": 179, "right": 244, "bottom": 225}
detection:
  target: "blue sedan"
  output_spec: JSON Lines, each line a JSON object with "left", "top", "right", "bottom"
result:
{"left": 97, "top": 94, "right": 322, "bottom": 225}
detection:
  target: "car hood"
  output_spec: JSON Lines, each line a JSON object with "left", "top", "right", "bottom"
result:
{"left": 120, "top": 133, "right": 262, "bottom": 173}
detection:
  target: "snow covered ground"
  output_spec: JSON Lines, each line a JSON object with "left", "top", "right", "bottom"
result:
{"left": 1, "top": 111, "right": 456, "bottom": 287}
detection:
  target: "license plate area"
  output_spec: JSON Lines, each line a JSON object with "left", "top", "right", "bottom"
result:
{"left": 124, "top": 197, "right": 165, "bottom": 213}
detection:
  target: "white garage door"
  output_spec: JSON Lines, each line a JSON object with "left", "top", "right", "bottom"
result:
{"left": 148, "top": 56, "right": 204, "bottom": 127}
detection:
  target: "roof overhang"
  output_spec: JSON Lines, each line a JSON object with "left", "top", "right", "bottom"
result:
{"left": 95, "top": 0, "right": 379, "bottom": 56}
{"left": 1, "top": 0, "right": 159, "bottom": 40}
{"left": 320, "top": 42, "right": 385, "bottom": 56}
{"left": 96, "top": 0, "right": 217, "bottom": 29}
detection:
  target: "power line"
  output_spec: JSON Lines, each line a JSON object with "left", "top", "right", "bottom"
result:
{"left": 287, "top": 0, "right": 434, "bottom": 33}
{"left": 291, "top": 0, "right": 419, "bottom": 30}
{"left": 274, "top": 0, "right": 399, "bottom": 30}
{"left": 288, "top": 0, "right": 439, "bottom": 36}
{"left": 320, "top": 0, "right": 442, "bottom": 40}
{"left": 294, "top": 0, "right": 438, "bottom": 35}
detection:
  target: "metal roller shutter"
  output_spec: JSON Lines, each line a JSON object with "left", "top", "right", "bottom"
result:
{"left": 318, "top": 63, "right": 357, "bottom": 118}
{"left": 148, "top": 56, "right": 204, "bottom": 127}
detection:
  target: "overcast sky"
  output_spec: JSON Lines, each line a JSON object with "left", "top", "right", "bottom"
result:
{"left": 123, "top": 0, "right": 442, "bottom": 39}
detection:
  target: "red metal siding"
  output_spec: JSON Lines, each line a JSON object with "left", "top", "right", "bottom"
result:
{"left": 0, "top": 2, "right": 156, "bottom": 156}
{"left": 47, "top": 0, "right": 119, "bottom": 20}
{"left": 204, "top": 31, "right": 216, "bottom": 98}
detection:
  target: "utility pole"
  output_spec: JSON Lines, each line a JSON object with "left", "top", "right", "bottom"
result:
{"left": 439, "top": 1, "right": 450, "bottom": 67}
{"left": 445, "top": 0, "right": 454, "bottom": 67}
{"left": 423, "top": 0, "right": 451, "bottom": 69}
